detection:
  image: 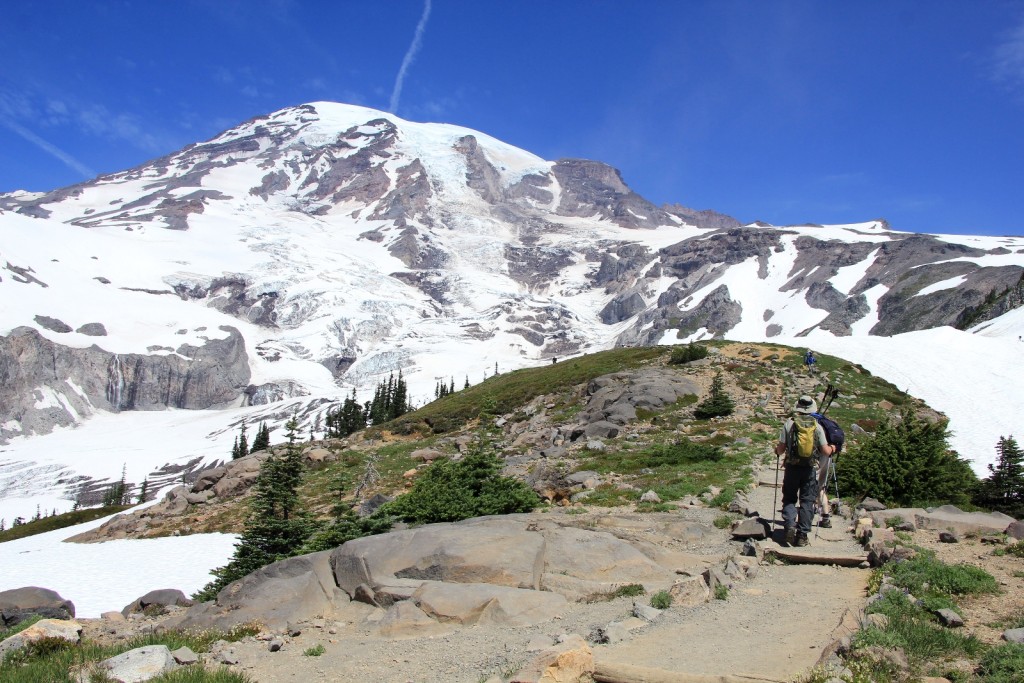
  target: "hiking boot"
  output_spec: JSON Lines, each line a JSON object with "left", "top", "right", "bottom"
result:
{"left": 819, "top": 515, "right": 832, "bottom": 529}
{"left": 795, "top": 532, "right": 810, "bottom": 547}
{"left": 784, "top": 527, "right": 796, "bottom": 546}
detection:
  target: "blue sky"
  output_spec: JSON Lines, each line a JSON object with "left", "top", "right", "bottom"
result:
{"left": 1, "top": 1, "right": 1022, "bottom": 236}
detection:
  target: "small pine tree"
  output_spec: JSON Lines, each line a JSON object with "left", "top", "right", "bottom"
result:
{"left": 973, "top": 435, "right": 1024, "bottom": 518}
{"left": 0, "top": 518, "right": 5, "bottom": 531}
{"left": 250, "top": 422, "right": 271, "bottom": 453}
{"left": 137, "top": 477, "right": 149, "bottom": 505}
{"left": 237, "top": 420, "right": 249, "bottom": 458}
{"left": 464, "top": 375, "right": 470, "bottom": 389}
{"left": 194, "top": 415, "right": 311, "bottom": 601}
{"left": 231, "top": 436, "right": 241, "bottom": 460}
{"left": 33, "top": 504, "right": 41, "bottom": 521}
{"left": 693, "top": 372, "right": 734, "bottom": 419}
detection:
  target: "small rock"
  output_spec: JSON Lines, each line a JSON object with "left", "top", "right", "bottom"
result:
{"left": 936, "top": 609, "right": 964, "bottom": 627}
{"left": 639, "top": 490, "right": 661, "bottom": 503}
{"left": 632, "top": 601, "right": 662, "bottom": 623}
{"left": 1002, "top": 627, "right": 1024, "bottom": 644}
{"left": 216, "top": 649, "right": 239, "bottom": 665}
{"left": 741, "top": 538, "right": 763, "bottom": 559}
{"left": 267, "top": 639, "right": 284, "bottom": 652}
{"left": 858, "top": 497, "right": 887, "bottom": 512}
{"left": 1005, "top": 520, "right": 1024, "bottom": 540}
{"left": 170, "top": 646, "right": 198, "bottom": 665}
{"left": 938, "top": 531, "right": 959, "bottom": 543}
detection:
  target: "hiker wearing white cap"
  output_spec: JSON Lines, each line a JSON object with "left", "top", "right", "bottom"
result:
{"left": 774, "top": 395, "right": 835, "bottom": 547}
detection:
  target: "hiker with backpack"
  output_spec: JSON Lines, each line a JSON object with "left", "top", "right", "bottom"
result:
{"left": 774, "top": 395, "right": 835, "bottom": 547}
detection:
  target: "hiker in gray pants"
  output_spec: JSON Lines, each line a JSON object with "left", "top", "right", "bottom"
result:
{"left": 774, "top": 396, "right": 835, "bottom": 547}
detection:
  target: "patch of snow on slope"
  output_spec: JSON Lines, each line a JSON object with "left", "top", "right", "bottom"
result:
{"left": 0, "top": 514, "right": 236, "bottom": 618}
{"left": 916, "top": 275, "right": 969, "bottom": 297}
{"left": 830, "top": 248, "right": 878, "bottom": 296}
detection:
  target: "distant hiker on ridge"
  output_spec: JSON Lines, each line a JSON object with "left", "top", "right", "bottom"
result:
{"left": 774, "top": 395, "right": 835, "bottom": 547}
{"left": 804, "top": 350, "right": 817, "bottom": 374}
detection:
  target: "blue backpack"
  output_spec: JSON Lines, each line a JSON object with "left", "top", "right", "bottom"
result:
{"left": 811, "top": 412, "right": 845, "bottom": 454}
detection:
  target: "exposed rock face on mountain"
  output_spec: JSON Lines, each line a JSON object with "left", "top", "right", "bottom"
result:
{"left": 0, "top": 101, "right": 1022, "bottom": 493}
{"left": 0, "top": 326, "right": 249, "bottom": 442}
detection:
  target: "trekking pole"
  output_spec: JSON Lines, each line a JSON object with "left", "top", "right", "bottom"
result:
{"left": 771, "top": 450, "right": 781, "bottom": 538}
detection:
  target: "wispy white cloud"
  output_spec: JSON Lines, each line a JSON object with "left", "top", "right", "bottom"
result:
{"left": 0, "top": 117, "right": 95, "bottom": 179}
{"left": 389, "top": 0, "right": 432, "bottom": 114}
{"left": 990, "top": 15, "right": 1024, "bottom": 93}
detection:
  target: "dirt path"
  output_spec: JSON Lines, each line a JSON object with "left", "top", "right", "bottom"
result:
{"left": 134, "top": 460, "right": 867, "bottom": 683}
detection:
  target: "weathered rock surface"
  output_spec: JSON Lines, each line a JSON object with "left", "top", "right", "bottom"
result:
{"left": 0, "top": 325, "right": 249, "bottom": 442}
{"left": 121, "top": 589, "right": 194, "bottom": 617}
{"left": 0, "top": 586, "right": 75, "bottom": 626}
{"left": 99, "top": 644, "right": 178, "bottom": 682}
{"left": 0, "top": 618, "right": 81, "bottom": 658}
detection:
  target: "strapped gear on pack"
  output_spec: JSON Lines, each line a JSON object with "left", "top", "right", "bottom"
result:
{"left": 787, "top": 414, "right": 819, "bottom": 466}
{"left": 811, "top": 412, "right": 845, "bottom": 454}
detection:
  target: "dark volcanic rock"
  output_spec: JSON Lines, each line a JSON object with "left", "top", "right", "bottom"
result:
{"left": 551, "top": 159, "right": 672, "bottom": 229}
{"left": 0, "top": 587, "right": 75, "bottom": 626}
{"left": 663, "top": 203, "right": 741, "bottom": 230}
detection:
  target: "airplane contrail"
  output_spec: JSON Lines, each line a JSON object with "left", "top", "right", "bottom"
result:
{"left": 1, "top": 117, "right": 95, "bottom": 180}
{"left": 389, "top": 0, "right": 432, "bottom": 114}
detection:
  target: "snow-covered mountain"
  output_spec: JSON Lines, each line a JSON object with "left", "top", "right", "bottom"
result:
{"left": 1, "top": 101, "right": 1022, "bottom": 518}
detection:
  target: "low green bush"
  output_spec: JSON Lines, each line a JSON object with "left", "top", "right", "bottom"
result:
{"left": 668, "top": 343, "right": 708, "bottom": 365}
{"left": 649, "top": 590, "right": 671, "bottom": 610}
{"left": 381, "top": 447, "right": 540, "bottom": 524}
{"left": 976, "top": 643, "right": 1024, "bottom": 683}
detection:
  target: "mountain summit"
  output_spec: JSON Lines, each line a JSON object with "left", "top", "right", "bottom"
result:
{"left": 0, "top": 102, "right": 1022, "bottom": 506}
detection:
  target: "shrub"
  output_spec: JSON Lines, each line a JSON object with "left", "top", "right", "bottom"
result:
{"left": 382, "top": 447, "right": 540, "bottom": 524}
{"left": 303, "top": 644, "right": 326, "bottom": 657}
{"left": 881, "top": 551, "right": 998, "bottom": 598}
{"left": 1006, "top": 541, "right": 1024, "bottom": 558}
{"left": 649, "top": 590, "right": 671, "bottom": 609}
{"left": 668, "top": 344, "right": 708, "bottom": 365}
{"left": 713, "top": 584, "right": 729, "bottom": 600}
{"left": 836, "top": 409, "right": 977, "bottom": 507}
{"left": 612, "top": 584, "right": 645, "bottom": 598}
{"left": 713, "top": 515, "right": 735, "bottom": 529}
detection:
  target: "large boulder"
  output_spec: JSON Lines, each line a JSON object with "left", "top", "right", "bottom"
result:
{"left": 99, "top": 645, "right": 177, "bottom": 682}
{"left": 0, "top": 586, "right": 75, "bottom": 626}
{"left": 121, "top": 589, "right": 194, "bottom": 617}
{"left": 168, "top": 550, "right": 350, "bottom": 631}
{"left": 866, "top": 507, "right": 1016, "bottom": 536}
{"left": 0, "top": 618, "right": 81, "bottom": 658}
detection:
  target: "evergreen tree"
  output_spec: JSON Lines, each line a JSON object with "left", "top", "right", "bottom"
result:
{"left": 194, "top": 415, "right": 311, "bottom": 601}
{"left": 137, "top": 477, "right": 149, "bottom": 505}
{"left": 33, "top": 504, "right": 41, "bottom": 521}
{"left": 231, "top": 436, "right": 241, "bottom": 460}
{"left": 250, "top": 421, "right": 271, "bottom": 453}
{"left": 838, "top": 409, "right": 978, "bottom": 507}
{"left": 464, "top": 375, "right": 470, "bottom": 389}
{"left": 103, "top": 465, "right": 130, "bottom": 506}
{"left": 974, "top": 435, "right": 1024, "bottom": 517}
{"left": 237, "top": 420, "right": 249, "bottom": 459}
{"left": 0, "top": 519, "right": 5, "bottom": 532}
{"left": 300, "top": 472, "right": 394, "bottom": 554}
{"left": 693, "top": 372, "right": 735, "bottom": 419}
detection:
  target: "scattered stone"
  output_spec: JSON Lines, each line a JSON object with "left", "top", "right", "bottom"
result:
{"left": 100, "top": 644, "right": 177, "bottom": 682}
{"left": 585, "top": 440, "right": 605, "bottom": 451}
{"left": 267, "top": 638, "right": 284, "bottom": 652}
{"left": 702, "top": 566, "right": 730, "bottom": 591}
{"left": 1002, "top": 628, "right": 1024, "bottom": 644}
{"left": 121, "top": 589, "right": 194, "bottom": 617}
{"left": 170, "top": 646, "right": 198, "bottom": 665}
{"left": 935, "top": 609, "right": 964, "bottom": 627}
{"left": 632, "top": 601, "right": 662, "bottom": 623}
{"left": 509, "top": 633, "right": 593, "bottom": 683}
{"left": 102, "top": 611, "right": 126, "bottom": 622}
{"left": 938, "top": 531, "right": 959, "bottom": 543}
{"left": 1006, "top": 521, "right": 1024, "bottom": 540}
{"left": 858, "top": 497, "right": 887, "bottom": 512}
{"left": 216, "top": 648, "right": 239, "bottom": 665}
{"left": 741, "top": 538, "right": 763, "bottom": 559}
{"left": 639, "top": 490, "right": 661, "bottom": 503}
{"left": 668, "top": 575, "right": 710, "bottom": 607}
{"left": 980, "top": 535, "right": 1004, "bottom": 544}
{"left": 894, "top": 521, "right": 916, "bottom": 532}
{"left": 731, "top": 517, "right": 769, "bottom": 540}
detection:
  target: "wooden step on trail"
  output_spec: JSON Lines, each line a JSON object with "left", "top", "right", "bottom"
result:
{"left": 764, "top": 544, "right": 868, "bottom": 567}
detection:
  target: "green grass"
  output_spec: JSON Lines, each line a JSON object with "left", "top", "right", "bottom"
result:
{"left": 302, "top": 644, "right": 325, "bottom": 657}
{"left": 610, "top": 584, "right": 645, "bottom": 599}
{"left": 0, "top": 624, "right": 260, "bottom": 683}
{"left": 976, "top": 644, "right": 1024, "bottom": 683}
{"left": 0, "top": 505, "right": 133, "bottom": 543}
{"left": 856, "top": 592, "right": 985, "bottom": 662}
{"left": 879, "top": 551, "right": 999, "bottom": 599}
{"left": 713, "top": 584, "right": 728, "bottom": 600}
{"left": 1005, "top": 541, "right": 1024, "bottom": 558}
{"left": 713, "top": 514, "right": 735, "bottom": 529}
{"left": 386, "top": 346, "right": 667, "bottom": 435}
